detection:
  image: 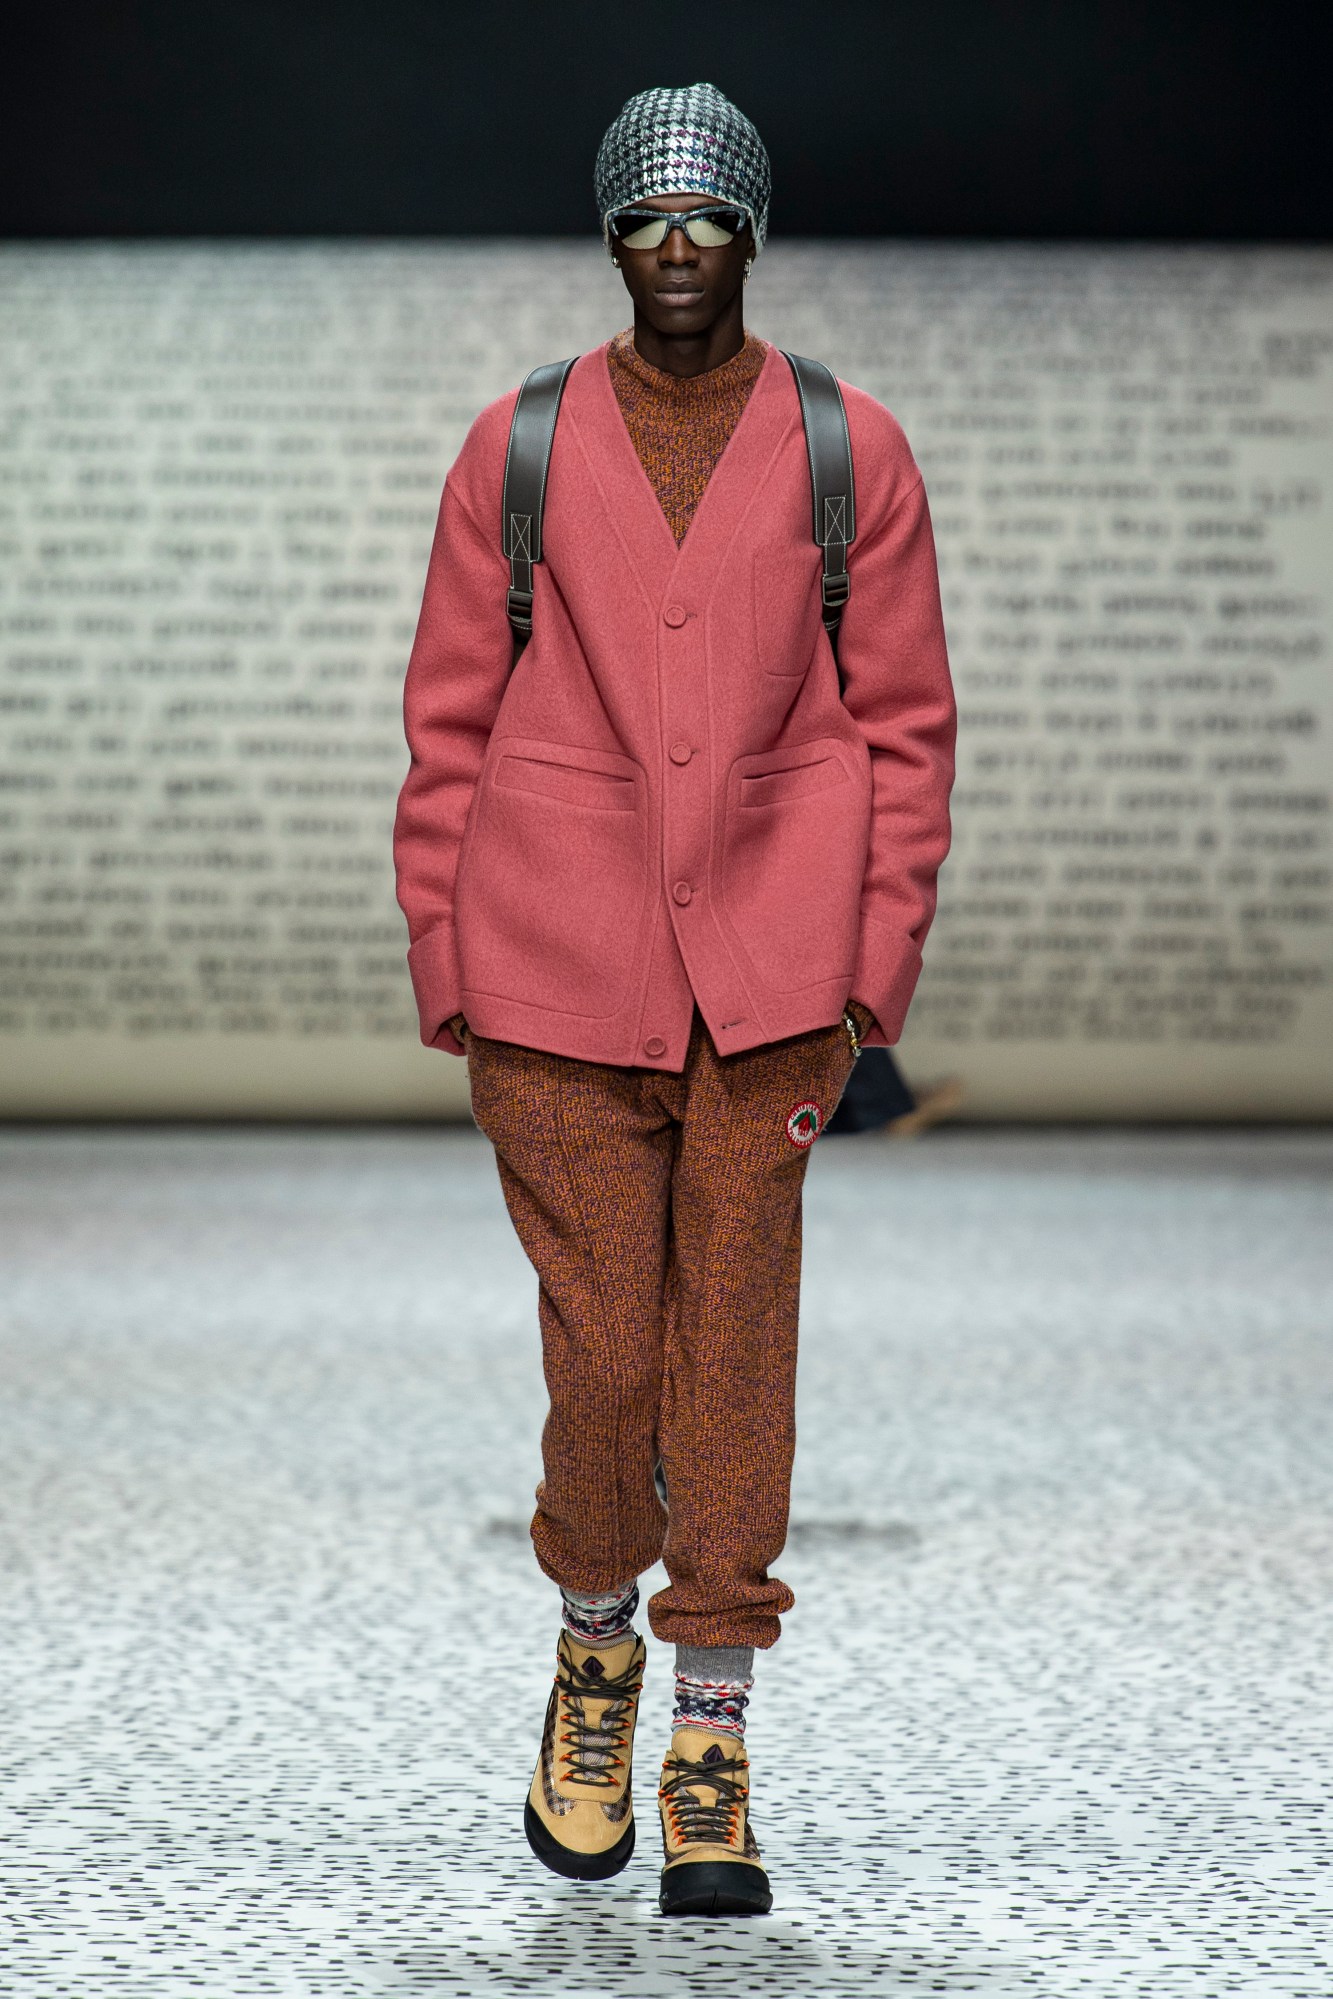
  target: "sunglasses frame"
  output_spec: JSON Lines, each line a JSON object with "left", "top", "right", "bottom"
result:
{"left": 605, "top": 202, "right": 753, "bottom": 252}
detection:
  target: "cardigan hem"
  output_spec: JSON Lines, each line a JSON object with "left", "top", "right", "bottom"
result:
{"left": 456, "top": 983, "right": 857, "bottom": 1071}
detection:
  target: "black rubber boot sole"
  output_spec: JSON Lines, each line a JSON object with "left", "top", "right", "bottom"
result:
{"left": 523, "top": 1798, "right": 636, "bottom": 1881}
{"left": 659, "top": 1859, "right": 773, "bottom": 1916}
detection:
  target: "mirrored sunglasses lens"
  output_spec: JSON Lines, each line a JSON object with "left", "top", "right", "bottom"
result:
{"left": 687, "top": 208, "right": 747, "bottom": 246}
{"left": 611, "top": 213, "right": 668, "bottom": 249}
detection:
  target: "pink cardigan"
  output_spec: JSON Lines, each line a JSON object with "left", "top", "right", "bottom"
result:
{"left": 394, "top": 339, "right": 955, "bottom": 1068}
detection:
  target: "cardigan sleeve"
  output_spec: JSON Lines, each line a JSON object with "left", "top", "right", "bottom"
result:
{"left": 836, "top": 397, "right": 957, "bottom": 1047}
{"left": 392, "top": 399, "right": 516, "bottom": 1054}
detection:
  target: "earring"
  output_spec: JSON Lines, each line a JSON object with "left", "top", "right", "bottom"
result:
{"left": 743, "top": 259, "right": 753, "bottom": 282}
{"left": 611, "top": 255, "right": 621, "bottom": 267}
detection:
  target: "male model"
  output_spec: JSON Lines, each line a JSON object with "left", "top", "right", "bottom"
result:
{"left": 394, "top": 83, "right": 955, "bottom": 1916}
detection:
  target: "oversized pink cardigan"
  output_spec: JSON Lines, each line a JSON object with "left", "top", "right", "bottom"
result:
{"left": 394, "top": 339, "right": 955, "bottom": 1068}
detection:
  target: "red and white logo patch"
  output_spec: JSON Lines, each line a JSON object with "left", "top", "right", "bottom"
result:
{"left": 785, "top": 1100, "right": 824, "bottom": 1149}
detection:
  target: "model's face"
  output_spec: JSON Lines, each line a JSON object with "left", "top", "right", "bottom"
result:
{"left": 610, "top": 192, "right": 754, "bottom": 342}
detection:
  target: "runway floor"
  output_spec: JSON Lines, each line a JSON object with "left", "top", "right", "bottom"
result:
{"left": 1, "top": 1125, "right": 1329, "bottom": 1998}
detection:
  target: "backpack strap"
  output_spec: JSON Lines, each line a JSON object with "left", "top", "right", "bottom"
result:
{"left": 501, "top": 356, "right": 578, "bottom": 659}
{"left": 782, "top": 351, "right": 856, "bottom": 663}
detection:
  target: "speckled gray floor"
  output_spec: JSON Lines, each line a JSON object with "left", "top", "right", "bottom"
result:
{"left": 1, "top": 1127, "right": 1329, "bottom": 1997}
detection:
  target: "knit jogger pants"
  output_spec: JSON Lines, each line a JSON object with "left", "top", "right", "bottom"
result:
{"left": 466, "top": 1006, "right": 857, "bottom": 1651}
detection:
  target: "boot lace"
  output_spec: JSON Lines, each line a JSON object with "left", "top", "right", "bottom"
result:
{"left": 556, "top": 1650, "right": 642, "bottom": 1788}
{"left": 659, "top": 1749, "right": 748, "bottom": 1846}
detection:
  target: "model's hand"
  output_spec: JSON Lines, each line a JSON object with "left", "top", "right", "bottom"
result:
{"left": 847, "top": 999, "right": 876, "bottom": 1042}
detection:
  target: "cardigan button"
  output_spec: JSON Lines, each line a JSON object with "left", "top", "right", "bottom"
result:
{"left": 644, "top": 1036, "right": 667, "bottom": 1058}
{"left": 669, "top": 742, "right": 693, "bottom": 764}
{"left": 663, "top": 603, "right": 687, "bottom": 627}
{"left": 672, "top": 881, "right": 692, "bottom": 905}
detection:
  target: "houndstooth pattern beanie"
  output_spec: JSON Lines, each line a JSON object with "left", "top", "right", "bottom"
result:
{"left": 594, "top": 82, "right": 771, "bottom": 254}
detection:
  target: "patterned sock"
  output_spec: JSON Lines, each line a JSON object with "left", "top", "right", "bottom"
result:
{"left": 560, "top": 1580, "right": 640, "bottom": 1647}
{"left": 672, "top": 1644, "right": 755, "bottom": 1739}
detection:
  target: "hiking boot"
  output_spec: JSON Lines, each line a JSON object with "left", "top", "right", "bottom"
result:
{"left": 524, "top": 1627, "right": 645, "bottom": 1881}
{"left": 657, "top": 1728, "right": 773, "bottom": 1915}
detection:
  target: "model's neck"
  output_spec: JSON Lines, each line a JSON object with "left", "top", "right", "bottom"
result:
{"left": 631, "top": 303, "right": 746, "bottom": 379}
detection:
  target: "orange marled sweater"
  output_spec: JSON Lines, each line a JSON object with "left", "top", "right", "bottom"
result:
{"left": 605, "top": 327, "right": 768, "bottom": 545}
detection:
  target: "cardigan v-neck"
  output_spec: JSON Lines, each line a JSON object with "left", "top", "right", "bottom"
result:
{"left": 605, "top": 328, "right": 768, "bottom": 546}
{"left": 558, "top": 337, "right": 796, "bottom": 611}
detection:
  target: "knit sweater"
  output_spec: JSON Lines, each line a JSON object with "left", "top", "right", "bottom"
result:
{"left": 606, "top": 327, "right": 768, "bottom": 545}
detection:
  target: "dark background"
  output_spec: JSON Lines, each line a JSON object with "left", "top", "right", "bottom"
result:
{"left": 4, "top": 0, "right": 1330, "bottom": 239}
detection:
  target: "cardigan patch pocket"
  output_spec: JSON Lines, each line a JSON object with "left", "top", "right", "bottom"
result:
{"left": 457, "top": 739, "right": 647, "bottom": 1018}
{"left": 495, "top": 752, "right": 637, "bottom": 812}
{"left": 752, "top": 542, "right": 822, "bottom": 675}
{"left": 738, "top": 756, "right": 847, "bottom": 810}
{"left": 723, "top": 740, "right": 865, "bottom": 995}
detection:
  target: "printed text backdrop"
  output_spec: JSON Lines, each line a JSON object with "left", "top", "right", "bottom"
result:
{"left": 1, "top": 244, "right": 1329, "bottom": 1116}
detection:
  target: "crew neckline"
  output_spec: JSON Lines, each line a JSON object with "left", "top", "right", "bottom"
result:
{"left": 607, "top": 328, "right": 768, "bottom": 401}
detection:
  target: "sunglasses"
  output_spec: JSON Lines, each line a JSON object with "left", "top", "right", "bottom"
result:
{"left": 606, "top": 203, "right": 751, "bottom": 250}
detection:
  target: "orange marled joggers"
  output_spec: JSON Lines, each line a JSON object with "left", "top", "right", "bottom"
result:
{"left": 466, "top": 1005, "right": 858, "bottom": 1651}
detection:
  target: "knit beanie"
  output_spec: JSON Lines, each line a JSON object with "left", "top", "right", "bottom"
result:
{"left": 594, "top": 82, "right": 771, "bottom": 254}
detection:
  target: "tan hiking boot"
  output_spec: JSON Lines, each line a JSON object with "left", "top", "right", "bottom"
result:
{"left": 657, "top": 1728, "right": 773, "bottom": 1915}
{"left": 524, "top": 1627, "right": 645, "bottom": 1880}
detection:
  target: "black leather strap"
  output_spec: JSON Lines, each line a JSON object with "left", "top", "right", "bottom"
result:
{"left": 782, "top": 350, "right": 856, "bottom": 663}
{"left": 501, "top": 356, "right": 578, "bottom": 657}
